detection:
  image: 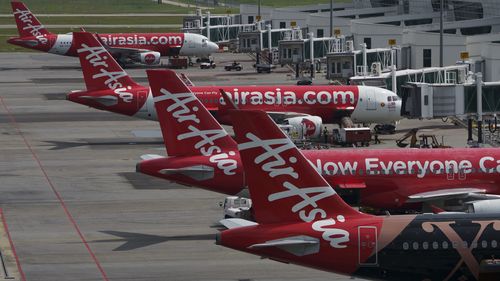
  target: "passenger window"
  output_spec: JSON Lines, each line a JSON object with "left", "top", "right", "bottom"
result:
{"left": 482, "top": 241, "right": 488, "bottom": 248}
{"left": 442, "top": 241, "right": 448, "bottom": 249}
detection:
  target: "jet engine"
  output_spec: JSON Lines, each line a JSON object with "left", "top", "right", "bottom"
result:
{"left": 466, "top": 199, "right": 500, "bottom": 213}
{"left": 283, "top": 116, "right": 322, "bottom": 139}
{"left": 139, "top": 51, "right": 161, "bottom": 65}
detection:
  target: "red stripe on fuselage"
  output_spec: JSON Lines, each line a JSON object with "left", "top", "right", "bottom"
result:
{"left": 304, "top": 148, "right": 500, "bottom": 209}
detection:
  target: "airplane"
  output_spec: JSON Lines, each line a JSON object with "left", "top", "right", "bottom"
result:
{"left": 7, "top": 1, "right": 219, "bottom": 66}
{"left": 216, "top": 109, "right": 500, "bottom": 281}
{"left": 140, "top": 69, "right": 500, "bottom": 213}
{"left": 66, "top": 31, "right": 402, "bottom": 130}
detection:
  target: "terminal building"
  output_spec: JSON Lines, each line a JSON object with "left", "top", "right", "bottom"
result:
{"left": 184, "top": 0, "right": 500, "bottom": 82}
{"left": 183, "top": 0, "right": 500, "bottom": 140}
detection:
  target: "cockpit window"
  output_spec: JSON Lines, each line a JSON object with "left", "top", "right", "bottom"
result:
{"left": 387, "top": 96, "right": 392, "bottom": 102}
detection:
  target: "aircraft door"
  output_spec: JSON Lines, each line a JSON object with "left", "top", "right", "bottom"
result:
{"left": 459, "top": 168, "right": 466, "bottom": 180}
{"left": 366, "top": 90, "right": 377, "bottom": 110}
{"left": 358, "top": 226, "right": 378, "bottom": 266}
{"left": 446, "top": 168, "right": 467, "bottom": 181}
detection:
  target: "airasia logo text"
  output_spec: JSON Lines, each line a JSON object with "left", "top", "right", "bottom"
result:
{"left": 238, "top": 133, "right": 350, "bottom": 248}
{"left": 100, "top": 35, "right": 182, "bottom": 46}
{"left": 155, "top": 88, "right": 238, "bottom": 175}
{"left": 218, "top": 89, "right": 355, "bottom": 106}
{"left": 14, "top": 9, "right": 48, "bottom": 44}
{"left": 77, "top": 43, "right": 133, "bottom": 103}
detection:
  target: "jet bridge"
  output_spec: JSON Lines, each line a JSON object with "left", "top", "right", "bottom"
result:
{"left": 401, "top": 82, "right": 500, "bottom": 119}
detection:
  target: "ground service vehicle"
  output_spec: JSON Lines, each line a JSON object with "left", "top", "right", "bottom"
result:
{"left": 200, "top": 61, "right": 216, "bottom": 69}
{"left": 224, "top": 62, "right": 242, "bottom": 71}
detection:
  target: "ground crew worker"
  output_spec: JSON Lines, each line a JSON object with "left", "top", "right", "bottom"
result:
{"left": 323, "top": 126, "right": 329, "bottom": 143}
{"left": 374, "top": 133, "right": 381, "bottom": 144}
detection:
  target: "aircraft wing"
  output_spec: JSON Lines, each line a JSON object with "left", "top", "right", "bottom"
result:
{"left": 265, "top": 111, "right": 313, "bottom": 121}
{"left": 407, "top": 188, "right": 491, "bottom": 203}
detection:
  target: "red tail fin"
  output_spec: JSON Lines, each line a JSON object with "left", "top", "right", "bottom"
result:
{"left": 146, "top": 69, "right": 237, "bottom": 157}
{"left": 73, "top": 31, "right": 139, "bottom": 92}
{"left": 11, "top": 1, "right": 50, "bottom": 38}
{"left": 229, "top": 110, "right": 363, "bottom": 225}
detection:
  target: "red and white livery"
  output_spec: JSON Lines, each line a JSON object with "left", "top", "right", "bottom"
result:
{"left": 7, "top": 1, "right": 218, "bottom": 65}
{"left": 67, "top": 31, "right": 401, "bottom": 126}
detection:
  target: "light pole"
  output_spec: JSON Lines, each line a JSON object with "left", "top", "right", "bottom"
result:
{"left": 439, "top": 0, "right": 444, "bottom": 67}
{"left": 330, "top": 0, "right": 333, "bottom": 37}
{"left": 258, "top": 0, "right": 261, "bottom": 21}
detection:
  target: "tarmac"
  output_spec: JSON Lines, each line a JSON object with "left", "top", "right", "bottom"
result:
{"left": 0, "top": 51, "right": 478, "bottom": 281}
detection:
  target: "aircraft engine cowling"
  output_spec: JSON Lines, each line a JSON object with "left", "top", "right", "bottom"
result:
{"left": 284, "top": 116, "right": 322, "bottom": 139}
{"left": 139, "top": 51, "right": 161, "bottom": 65}
{"left": 466, "top": 199, "right": 500, "bottom": 213}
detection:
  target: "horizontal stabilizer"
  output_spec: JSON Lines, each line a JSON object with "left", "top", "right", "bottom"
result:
{"left": 219, "top": 218, "right": 258, "bottom": 229}
{"left": 140, "top": 154, "right": 163, "bottom": 160}
{"left": 79, "top": 95, "right": 118, "bottom": 106}
{"left": 159, "top": 165, "right": 214, "bottom": 181}
{"left": 408, "top": 188, "right": 486, "bottom": 203}
{"left": 249, "top": 236, "right": 320, "bottom": 256}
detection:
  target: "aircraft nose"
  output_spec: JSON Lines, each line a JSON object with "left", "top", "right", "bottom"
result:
{"left": 209, "top": 42, "right": 219, "bottom": 53}
{"left": 395, "top": 100, "right": 403, "bottom": 117}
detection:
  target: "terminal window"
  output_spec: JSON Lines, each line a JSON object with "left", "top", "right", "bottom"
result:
{"left": 364, "top": 38, "right": 372, "bottom": 49}
{"left": 280, "top": 22, "right": 286, "bottom": 29}
{"left": 423, "top": 49, "right": 432, "bottom": 67}
{"left": 317, "top": 29, "right": 324, "bottom": 38}
{"left": 248, "top": 16, "right": 254, "bottom": 24}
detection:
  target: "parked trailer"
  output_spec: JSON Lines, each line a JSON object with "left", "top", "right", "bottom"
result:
{"left": 335, "top": 127, "right": 371, "bottom": 147}
{"left": 167, "top": 57, "right": 188, "bottom": 69}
